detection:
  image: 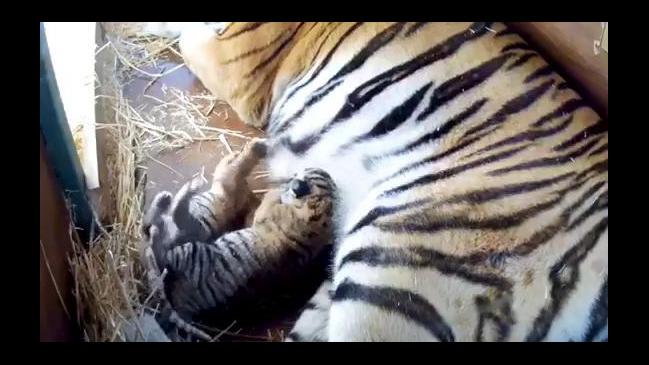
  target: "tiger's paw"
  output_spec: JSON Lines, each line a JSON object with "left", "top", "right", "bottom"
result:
{"left": 235, "top": 137, "right": 268, "bottom": 162}
{"left": 213, "top": 138, "right": 267, "bottom": 181}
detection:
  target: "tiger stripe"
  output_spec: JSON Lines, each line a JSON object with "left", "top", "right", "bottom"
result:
{"left": 337, "top": 82, "right": 433, "bottom": 153}
{"left": 271, "top": 22, "right": 340, "bottom": 120}
{"left": 218, "top": 22, "right": 268, "bottom": 40}
{"left": 270, "top": 23, "right": 365, "bottom": 135}
{"left": 274, "top": 22, "right": 406, "bottom": 137}
{"left": 525, "top": 217, "right": 608, "bottom": 341}
{"left": 467, "top": 115, "right": 574, "bottom": 158}
{"left": 500, "top": 42, "right": 532, "bottom": 53}
{"left": 553, "top": 119, "right": 607, "bottom": 152}
{"left": 461, "top": 79, "right": 555, "bottom": 139}
{"left": 311, "top": 22, "right": 407, "bottom": 98}
{"left": 506, "top": 52, "right": 539, "bottom": 71}
{"left": 243, "top": 23, "right": 305, "bottom": 79}
{"left": 338, "top": 246, "right": 512, "bottom": 290}
{"left": 588, "top": 143, "right": 608, "bottom": 157}
{"left": 416, "top": 53, "right": 513, "bottom": 121}
{"left": 404, "top": 22, "right": 429, "bottom": 37}
{"left": 348, "top": 171, "right": 576, "bottom": 235}
{"left": 533, "top": 98, "right": 587, "bottom": 127}
{"left": 283, "top": 23, "right": 494, "bottom": 155}
{"left": 221, "top": 27, "right": 298, "bottom": 65}
{"left": 332, "top": 279, "right": 456, "bottom": 342}
{"left": 583, "top": 278, "right": 608, "bottom": 342}
{"left": 524, "top": 65, "right": 555, "bottom": 83}
{"left": 364, "top": 98, "right": 488, "bottom": 169}
{"left": 488, "top": 137, "right": 602, "bottom": 176}
{"left": 379, "top": 145, "right": 528, "bottom": 197}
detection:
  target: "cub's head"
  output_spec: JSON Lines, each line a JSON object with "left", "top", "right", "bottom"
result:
{"left": 255, "top": 168, "right": 337, "bottom": 245}
{"left": 141, "top": 176, "right": 212, "bottom": 268}
{"left": 279, "top": 167, "right": 336, "bottom": 208}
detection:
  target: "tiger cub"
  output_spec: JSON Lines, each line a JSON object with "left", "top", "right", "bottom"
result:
{"left": 141, "top": 140, "right": 336, "bottom": 340}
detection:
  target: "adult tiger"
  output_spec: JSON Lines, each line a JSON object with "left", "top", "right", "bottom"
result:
{"left": 141, "top": 22, "right": 608, "bottom": 342}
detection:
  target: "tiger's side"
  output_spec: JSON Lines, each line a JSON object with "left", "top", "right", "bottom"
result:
{"left": 145, "top": 21, "right": 608, "bottom": 342}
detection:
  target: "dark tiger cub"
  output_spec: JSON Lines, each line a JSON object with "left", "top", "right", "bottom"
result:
{"left": 142, "top": 138, "right": 266, "bottom": 252}
{"left": 141, "top": 141, "right": 336, "bottom": 340}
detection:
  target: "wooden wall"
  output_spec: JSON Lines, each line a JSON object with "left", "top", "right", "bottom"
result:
{"left": 40, "top": 134, "right": 78, "bottom": 341}
{"left": 509, "top": 22, "right": 608, "bottom": 117}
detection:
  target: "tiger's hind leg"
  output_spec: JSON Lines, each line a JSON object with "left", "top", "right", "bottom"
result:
{"left": 286, "top": 281, "right": 332, "bottom": 342}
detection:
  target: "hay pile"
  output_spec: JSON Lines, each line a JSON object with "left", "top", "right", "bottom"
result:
{"left": 68, "top": 24, "right": 274, "bottom": 342}
{"left": 99, "top": 22, "right": 184, "bottom": 81}
{"left": 69, "top": 88, "right": 150, "bottom": 341}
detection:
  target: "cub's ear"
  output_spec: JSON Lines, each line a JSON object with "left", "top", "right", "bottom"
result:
{"left": 152, "top": 191, "right": 173, "bottom": 212}
{"left": 142, "top": 191, "right": 173, "bottom": 238}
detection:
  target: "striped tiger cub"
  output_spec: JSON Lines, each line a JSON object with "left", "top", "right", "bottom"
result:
{"left": 142, "top": 22, "right": 608, "bottom": 342}
{"left": 143, "top": 139, "right": 266, "bottom": 250}
{"left": 141, "top": 139, "right": 337, "bottom": 340}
